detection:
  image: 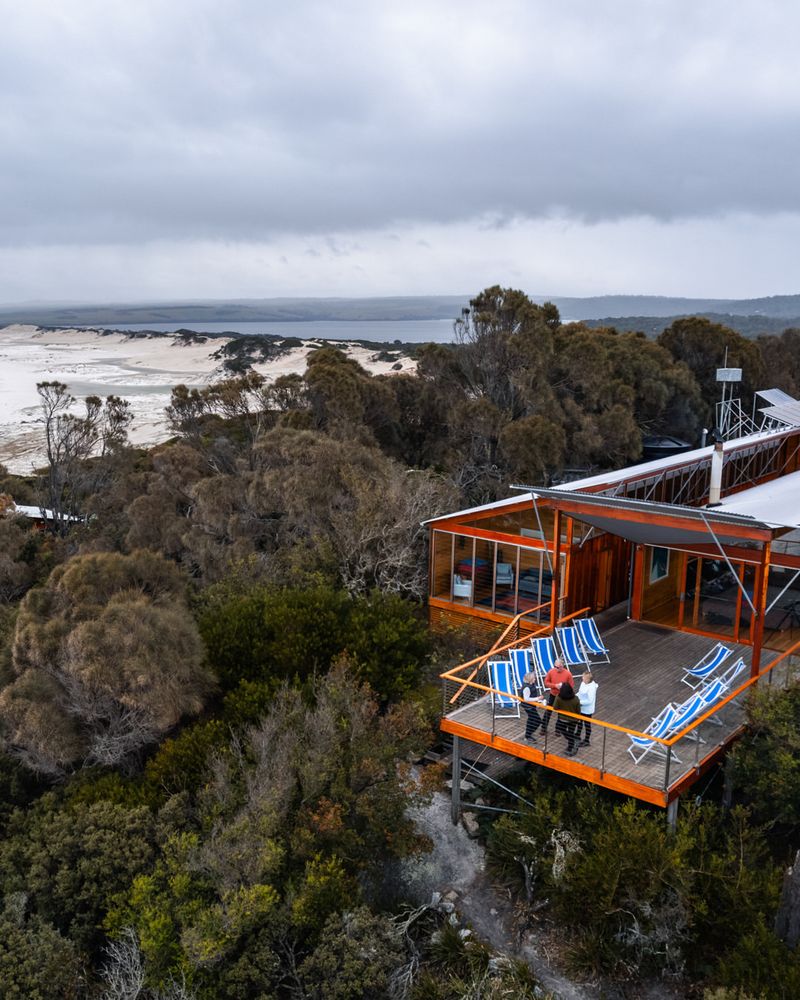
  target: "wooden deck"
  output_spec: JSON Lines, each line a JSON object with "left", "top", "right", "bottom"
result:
{"left": 441, "top": 620, "right": 781, "bottom": 807}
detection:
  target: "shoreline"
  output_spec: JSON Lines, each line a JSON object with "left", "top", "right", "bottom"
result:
{"left": 0, "top": 325, "right": 417, "bottom": 473}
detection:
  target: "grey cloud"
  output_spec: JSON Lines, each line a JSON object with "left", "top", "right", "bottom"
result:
{"left": 2, "top": 0, "right": 800, "bottom": 249}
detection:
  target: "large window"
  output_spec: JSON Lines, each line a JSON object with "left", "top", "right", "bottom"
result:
{"left": 763, "top": 565, "right": 800, "bottom": 652}
{"left": 639, "top": 547, "right": 755, "bottom": 643}
{"left": 431, "top": 529, "right": 563, "bottom": 620}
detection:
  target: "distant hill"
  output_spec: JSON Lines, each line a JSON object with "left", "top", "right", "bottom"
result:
{"left": 543, "top": 293, "right": 800, "bottom": 321}
{"left": 3, "top": 293, "right": 800, "bottom": 332}
{"left": 582, "top": 313, "right": 800, "bottom": 338}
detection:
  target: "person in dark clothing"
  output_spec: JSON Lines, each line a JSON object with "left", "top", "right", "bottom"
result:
{"left": 521, "top": 671, "right": 545, "bottom": 741}
{"left": 541, "top": 658, "right": 572, "bottom": 732}
{"left": 553, "top": 681, "right": 581, "bottom": 755}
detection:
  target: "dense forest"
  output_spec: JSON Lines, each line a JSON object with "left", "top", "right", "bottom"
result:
{"left": 2, "top": 288, "right": 800, "bottom": 998}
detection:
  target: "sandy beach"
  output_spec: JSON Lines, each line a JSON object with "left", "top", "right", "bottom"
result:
{"left": 0, "top": 326, "right": 416, "bottom": 473}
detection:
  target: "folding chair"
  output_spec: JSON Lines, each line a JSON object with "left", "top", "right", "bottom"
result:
{"left": 574, "top": 617, "right": 610, "bottom": 664}
{"left": 511, "top": 645, "right": 544, "bottom": 697}
{"left": 667, "top": 692, "right": 708, "bottom": 744}
{"left": 627, "top": 704, "right": 680, "bottom": 765}
{"left": 487, "top": 660, "right": 520, "bottom": 718}
{"left": 531, "top": 635, "right": 558, "bottom": 675}
{"left": 695, "top": 676, "right": 729, "bottom": 727}
{"left": 681, "top": 642, "right": 733, "bottom": 689}
{"left": 556, "top": 624, "right": 589, "bottom": 669}
{"left": 509, "top": 646, "right": 528, "bottom": 688}
{"left": 701, "top": 659, "right": 747, "bottom": 728}
{"left": 716, "top": 656, "right": 747, "bottom": 692}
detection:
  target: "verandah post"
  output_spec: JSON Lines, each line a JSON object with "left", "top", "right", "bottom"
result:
{"left": 751, "top": 539, "right": 772, "bottom": 678}
{"left": 550, "top": 509, "right": 562, "bottom": 630}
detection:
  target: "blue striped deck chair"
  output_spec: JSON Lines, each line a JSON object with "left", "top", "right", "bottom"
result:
{"left": 511, "top": 645, "right": 545, "bottom": 696}
{"left": 556, "top": 624, "right": 589, "bottom": 668}
{"left": 509, "top": 647, "right": 529, "bottom": 689}
{"left": 531, "top": 635, "right": 558, "bottom": 675}
{"left": 682, "top": 642, "right": 733, "bottom": 689}
{"left": 574, "top": 617, "right": 610, "bottom": 664}
{"left": 487, "top": 660, "right": 520, "bottom": 718}
{"left": 627, "top": 704, "right": 680, "bottom": 765}
{"left": 696, "top": 675, "right": 729, "bottom": 726}
{"left": 668, "top": 692, "right": 707, "bottom": 743}
{"left": 717, "top": 656, "right": 747, "bottom": 692}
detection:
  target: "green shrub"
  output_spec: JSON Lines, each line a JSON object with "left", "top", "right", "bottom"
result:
{"left": 0, "top": 898, "right": 83, "bottom": 1000}
{"left": 487, "top": 791, "right": 782, "bottom": 985}
{"left": 197, "top": 583, "right": 429, "bottom": 700}
{"left": 713, "top": 922, "right": 800, "bottom": 999}
{"left": 0, "top": 794, "right": 156, "bottom": 954}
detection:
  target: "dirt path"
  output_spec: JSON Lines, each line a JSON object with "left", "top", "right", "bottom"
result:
{"left": 405, "top": 790, "right": 599, "bottom": 1000}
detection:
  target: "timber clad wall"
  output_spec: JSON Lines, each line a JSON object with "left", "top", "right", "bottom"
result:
{"left": 566, "top": 532, "right": 631, "bottom": 615}
{"left": 428, "top": 602, "right": 540, "bottom": 645}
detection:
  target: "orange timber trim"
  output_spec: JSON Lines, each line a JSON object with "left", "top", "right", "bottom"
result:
{"left": 440, "top": 717, "right": 668, "bottom": 808}
{"left": 665, "top": 726, "right": 748, "bottom": 801}
{"left": 440, "top": 637, "right": 800, "bottom": 807}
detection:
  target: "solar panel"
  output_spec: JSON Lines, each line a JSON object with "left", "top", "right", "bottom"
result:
{"left": 756, "top": 388, "right": 797, "bottom": 406}
{"left": 760, "top": 401, "right": 800, "bottom": 428}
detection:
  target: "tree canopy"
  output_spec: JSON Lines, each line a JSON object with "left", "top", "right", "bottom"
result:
{"left": 0, "top": 550, "right": 213, "bottom": 774}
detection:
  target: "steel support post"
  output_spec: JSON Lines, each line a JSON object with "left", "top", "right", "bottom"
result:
{"left": 666, "top": 797, "right": 679, "bottom": 832}
{"left": 451, "top": 735, "right": 462, "bottom": 825}
{"left": 722, "top": 753, "right": 735, "bottom": 810}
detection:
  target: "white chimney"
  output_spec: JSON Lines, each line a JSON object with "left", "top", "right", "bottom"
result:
{"left": 708, "top": 428, "right": 724, "bottom": 507}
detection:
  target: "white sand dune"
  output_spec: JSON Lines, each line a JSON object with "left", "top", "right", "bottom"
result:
{"left": 0, "top": 326, "right": 416, "bottom": 473}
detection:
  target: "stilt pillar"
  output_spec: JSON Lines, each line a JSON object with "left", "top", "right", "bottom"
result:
{"left": 666, "top": 797, "right": 679, "bottom": 832}
{"left": 451, "top": 735, "right": 462, "bottom": 825}
{"left": 722, "top": 754, "right": 735, "bottom": 810}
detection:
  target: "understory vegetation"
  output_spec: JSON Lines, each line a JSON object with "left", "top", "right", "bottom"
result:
{"left": 0, "top": 289, "right": 799, "bottom": 997}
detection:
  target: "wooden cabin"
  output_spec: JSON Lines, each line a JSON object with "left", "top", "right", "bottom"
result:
{"left": 428, "top": 424, "right": 800, "bottom": 821}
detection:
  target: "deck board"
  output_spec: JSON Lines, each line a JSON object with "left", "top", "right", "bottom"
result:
{"left": 442, "top": 620, "right": 781, "bottom": 803}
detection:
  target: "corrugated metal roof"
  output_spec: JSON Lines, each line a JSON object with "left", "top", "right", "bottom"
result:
{"left": 422, "top": 425, "right": 800, "bottom": 532}
{"left": 553, "top": 425, "right": 795, "bottom": 495}
{"left": 760, "top": 402, "right": 800, "bottom": 427}
{"left": 756, "top": 388, "right": 797, "bottom": 406}
{"left": 717, "top": 468, "right": 800, "bottom": 528}
{"left": 510, "top": 485, "right": 780, "bottom": 548}
{"left": 422, "top": 492, "right": 533, "bottom": 526}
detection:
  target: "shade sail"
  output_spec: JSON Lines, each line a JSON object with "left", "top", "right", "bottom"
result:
{"left": 510, "top": 485, "right": 785, "bottom": 548}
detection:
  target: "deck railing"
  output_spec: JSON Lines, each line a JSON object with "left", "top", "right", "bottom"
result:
{"left": 441, "top": 613, "right": 800, "bottom": 794}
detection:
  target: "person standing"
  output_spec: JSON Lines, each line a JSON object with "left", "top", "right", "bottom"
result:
{"left": 541, "top": 657, "right": 573, "bottom": 732}
{"left": 553, "top": 681, "right": 582, "bottom": 755}
{"left": 576, "top": 670, "right": 598, "bottom": 747}
{"left": 521, "top": 671, "right": 545, "bottom": 742}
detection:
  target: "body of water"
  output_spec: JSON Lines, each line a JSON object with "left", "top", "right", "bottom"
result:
{"left": 107, "top": 318, "right": 455, "bottom": 344}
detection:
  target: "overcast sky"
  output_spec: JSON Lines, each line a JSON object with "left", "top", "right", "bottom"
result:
{"left": 2, "top": 0, "right": 799, "bottom": 303}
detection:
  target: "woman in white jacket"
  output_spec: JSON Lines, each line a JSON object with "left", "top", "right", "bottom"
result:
{"left": 576, "top": 670, "right": 598, "bottom": 747}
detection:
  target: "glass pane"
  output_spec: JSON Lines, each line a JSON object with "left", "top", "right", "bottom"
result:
{"left": 452, "top": 534, "right": 479, "bottom": 606}
{"left": 466, "top": 506, "right": 569, "bottom": 543}
{"left": 494, "top": 543, "right": 517, "bottom": 615}
{"left": 684, "top": 557, "right": 701, "bottom": 628}
{"left": 764, "top": 565, "right": 800, "bottom": 652}
{"left": 696, "top": 558, "right": 739, "bottom": 639}
{"left": 473, "top": 538, "right": 495, "bottom": 610}
{"left": 431, "top": 531, "right": 454, "bottom": 600}
{"left": 738, "top": 565, "right": 756, "bottom": 641}
{"left": 518, "top": 548, "right": 547, "bottom": 616}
